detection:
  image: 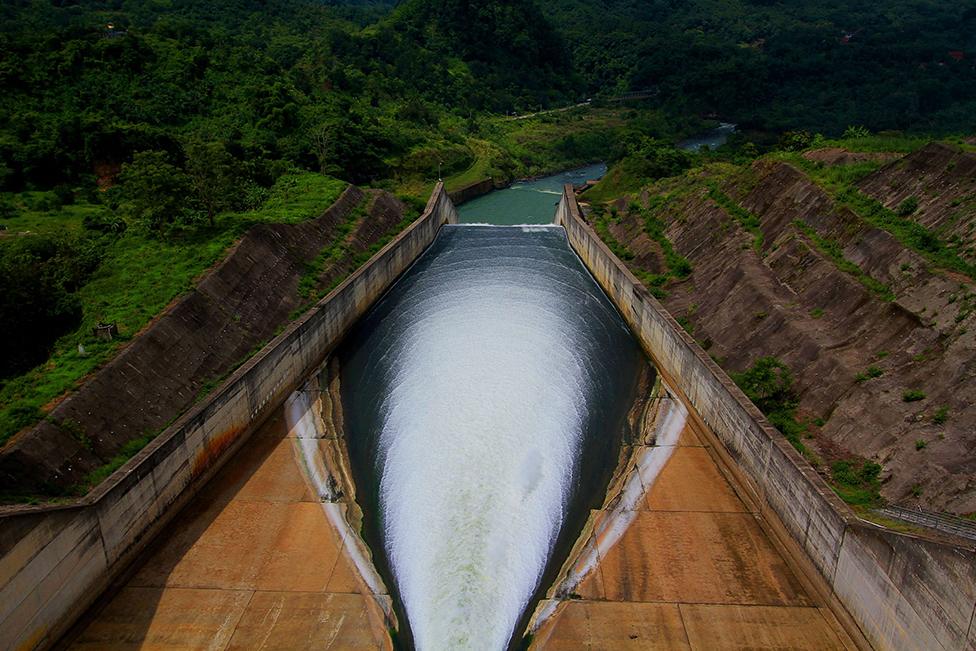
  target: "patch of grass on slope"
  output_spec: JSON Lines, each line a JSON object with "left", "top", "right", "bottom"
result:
{"left": 0, "top": 173, "right": 346, "bottom": 447}
{"left": 779, "top": 152, "right": 976, "bottom": 282}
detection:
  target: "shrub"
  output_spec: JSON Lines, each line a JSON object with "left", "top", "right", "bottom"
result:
{"left": 897, "top": 197, "right": 919, "bottom": 216}
{"left": 933, "top": 406, "right": 949, "bottom": 424}
{"left": 831, "top": 459, "right": 883, "bottom": 507}
{"left": 915, "top": 439, "right": 927, "bottom": 450}
{"left": 902, "top": 389, "right": 926, "bottom": 402}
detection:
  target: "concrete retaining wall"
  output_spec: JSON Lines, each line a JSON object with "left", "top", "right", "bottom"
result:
{"left": 554, "top": 185, "right": 976, "bottom": 651}
{"left": 0, "top": 184, "right": 458, "bottom": 651}
{"left": 447, "top": 177, "right": 498, "bottom": 205}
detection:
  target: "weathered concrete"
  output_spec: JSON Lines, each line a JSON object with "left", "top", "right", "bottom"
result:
{"left": 66, "top": 407, "right": 389, "bottom": 650}
{"left": 0, "top": 184, "right": 458, "bottom": 651}
{"left": 553, "top": 184, "right": 976, "bottom": 651}
{"left": 447, "top": 177, "right": 499, "bottom": 205}
{"left": 529, "top": 381, "right": 854, "bottom": 649}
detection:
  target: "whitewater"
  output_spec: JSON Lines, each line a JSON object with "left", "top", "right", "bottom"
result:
{"left": 337, "top": 225, "right": 645, "bottom": 650}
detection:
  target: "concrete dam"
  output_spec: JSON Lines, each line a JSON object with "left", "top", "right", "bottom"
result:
{"left": 1, "top": 177, "right": 974, "bottom": 651}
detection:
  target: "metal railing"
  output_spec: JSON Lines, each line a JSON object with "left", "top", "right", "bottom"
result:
{"left": 877, "top": 505, "right": 976, "bottom": 542}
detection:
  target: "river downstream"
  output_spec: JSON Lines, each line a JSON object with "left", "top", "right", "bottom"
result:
{"left": 335, "top": 167, "right": 650, "bottom": 649}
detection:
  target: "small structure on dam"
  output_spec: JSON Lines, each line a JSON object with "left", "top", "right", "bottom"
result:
{"left": 1, "top": 178, "right": 973, "bottom": 651}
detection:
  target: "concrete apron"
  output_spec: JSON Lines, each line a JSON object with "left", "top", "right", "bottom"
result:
{"left": 526, "top": 378, "right": 858, "bottom": 650}
{"left": 64, "top": 374, "right": 393, "bottom": 650}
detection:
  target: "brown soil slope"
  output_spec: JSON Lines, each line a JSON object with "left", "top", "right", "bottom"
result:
{"left": 0, "top": 187, "right": 409, "bottom": 498}
{"left": 589, "top": 155, "right": 975, "bottom": 514}
{"left": 858, "top": 142, "right": 976, "bottom": 265}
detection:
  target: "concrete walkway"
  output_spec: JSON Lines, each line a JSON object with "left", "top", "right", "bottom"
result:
{"left": 66, "top": 409, "right": 388, "bottom": 650}
{"left": 532, "top": 422, "right": 857, "bottom": 650}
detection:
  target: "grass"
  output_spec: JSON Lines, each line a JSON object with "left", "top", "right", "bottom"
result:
{"left": 855, "top": 366, "right": 884, "bottom": 382}
{"left": 297, "top": 195, "right": 369, "bottom": 301}
{"left": 0, "top": 172, "right": 346, "bottom": 447}
{"left": 590, "top": 197, "right": 692, "bottom": 298}
{"left": 705, "top": 182, "right": 764, "bottom": 251}
{"left": 903, "top": 389, "right": 926, "bottom": 402}
{"left": 780, "top": 152, "right": 976, "bottom": 282}
{"left": 933, "top": 406, "right": 950, "bottom": 424}
{"left": 792, "top": 220, "right": 895, "bottom": 301}
{"left": 830, "top": 459, "right": 883, "bottom": 508}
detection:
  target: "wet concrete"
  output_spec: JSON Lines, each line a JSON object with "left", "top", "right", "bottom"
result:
{"left": 65, "top": 410, "right": 387, "bottom": 650}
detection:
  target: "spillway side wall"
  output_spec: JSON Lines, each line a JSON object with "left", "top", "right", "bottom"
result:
{"left": 554, "top": 184, "right": 976, "bottom": 651}
{"left": 0, "top": 184, "right": 459, "bottom": 651}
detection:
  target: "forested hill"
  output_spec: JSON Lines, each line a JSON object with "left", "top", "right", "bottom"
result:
{"left": 539, "top": 0, "right": 976, "bottom": 135}
{"left": 0, "top": 0, "right": 575, "bottom": 190}
{"left": 3, "top": 0, "right": 975, "bottom": 191}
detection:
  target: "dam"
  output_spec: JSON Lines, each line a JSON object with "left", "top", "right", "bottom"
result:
{"left": 1, "top": 175, "right": 974, "bottom": 651}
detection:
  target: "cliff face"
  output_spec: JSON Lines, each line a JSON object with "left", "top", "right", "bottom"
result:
{"left": 0, "top": 187, "right": 410, "bottom": 497}
{"left": 592, "top": 147, "right": 975, "bottom": 514}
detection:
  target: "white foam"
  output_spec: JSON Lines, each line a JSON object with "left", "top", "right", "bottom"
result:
{"left": 378, "top": 272, "right": 588, "bottom": 650}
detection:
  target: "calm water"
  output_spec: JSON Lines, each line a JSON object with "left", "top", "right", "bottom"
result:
{"left": 458, "top": 162, "right": 606, "bottom": 224}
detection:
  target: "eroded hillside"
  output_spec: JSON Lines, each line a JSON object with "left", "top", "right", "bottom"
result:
{"left": 584, "top": 142, "right": 976, "bottom": 515}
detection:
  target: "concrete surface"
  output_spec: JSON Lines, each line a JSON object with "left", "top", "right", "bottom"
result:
{"left": 0, "top": 184, "right": 457, "bottom": 651}
{"left": 66, "top": 410, "right": 387, "bottom": 651}
{"left": 530, "top": 389, "right": 855, "bottom": 650}
{"left": 553, "top": 185, "right": 976, "bottom": 651}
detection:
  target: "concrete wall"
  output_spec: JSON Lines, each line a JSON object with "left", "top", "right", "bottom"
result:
{"left": 0, "top": 184, "right": 458, "bottom": 651}
{"left": 447, "top": 177, "right": 498, "bottom": 205}
{"left": 554, "top": 185, "right": 976, "bottom": 651}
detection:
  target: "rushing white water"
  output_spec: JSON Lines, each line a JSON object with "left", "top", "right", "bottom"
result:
{"left": 339, "top": 225, "right": 645, "bottom": 650}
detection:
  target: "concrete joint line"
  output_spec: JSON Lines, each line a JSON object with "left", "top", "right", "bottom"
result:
{"left": 966, "top": 599, "right": 975, "bottom": 643}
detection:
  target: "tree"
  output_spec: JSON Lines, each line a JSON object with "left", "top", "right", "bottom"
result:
{"left": 184, "top": 140, "right": 240, "bottom": 226}
{"left": 117, "top": 151, "right": 190, "bottom": 232}
{"left": 0, "top": 235, "right": 101, "bottom": 378}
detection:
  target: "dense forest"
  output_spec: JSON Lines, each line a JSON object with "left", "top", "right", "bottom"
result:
{"left": 545, "top": 0, "right": 976, "bottom": 134}
{"left": 1, "top": 0, "right": 974, "bottom": 453}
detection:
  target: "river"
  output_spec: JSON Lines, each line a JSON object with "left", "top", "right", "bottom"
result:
{"left": 458, "top": 162, "right": 607, "bottom": 225}
{"left": 677, "top": 122, "right": 737, "bottom": 151}
{"left": 335, "top": 166, "right": 649, "bottom": 650}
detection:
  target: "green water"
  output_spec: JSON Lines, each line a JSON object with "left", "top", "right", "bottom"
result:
{"left": 457, "top": 162, "right": 606, "bottom": 225}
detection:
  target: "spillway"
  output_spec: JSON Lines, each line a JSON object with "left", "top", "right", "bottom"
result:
{"left": 337, "top": 224, "right": 649, "bottom": 649}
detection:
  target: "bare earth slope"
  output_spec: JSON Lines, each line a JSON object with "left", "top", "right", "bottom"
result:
{"left": 0, "top": 187, "right": 409, "bottom": 498}
{"left": 587, "top": 148, "right": 975, "bottom": 514}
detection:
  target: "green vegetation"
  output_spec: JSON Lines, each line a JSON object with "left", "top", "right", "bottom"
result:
{"left": 706, "top": 183, "right": 763, "bottom": 251}
{"left": 591, "top": 192, "right": 694, "bottom": 298}
{"left": 855, "top": 366, "right": 884, "bottom": 382}
{"left": 830, "top": 459, "right": 883, "bottom": 508}
{"left": 915, "top": 439, "right": 928, "bottom": 451}
{"left": 731, "top": 356, "right": 806, "bottom": 452}
{"left": 0, "top": 172, "right": 345, "bottom": 445}
{"left": 546, "top": 0, "right": 976, "bottom": 135}
{"left": 792, "top": 220, "right": 895, "bottom": 301}
{"left": 903, "top": 389, "right": 927, "bottom": 402}
{"left": 897, "top": 197, "right": 919, "bottom": 217}
{"left": 933, "top": 406, "right": 950, "bottom": 424}
{"left": 785, "top": 155, "right": 976, "bottom": 281}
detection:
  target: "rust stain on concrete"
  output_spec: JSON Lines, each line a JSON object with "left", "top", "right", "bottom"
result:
{"left": 190, "top": 426, "right": 243, "bottom": 480}
{"left": 68, "top": 410, "right": 388, "bottom": 650}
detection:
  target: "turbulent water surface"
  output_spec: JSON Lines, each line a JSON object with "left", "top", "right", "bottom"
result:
{"left": 338, "top": 224, "right": 646, "bottom": 649}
